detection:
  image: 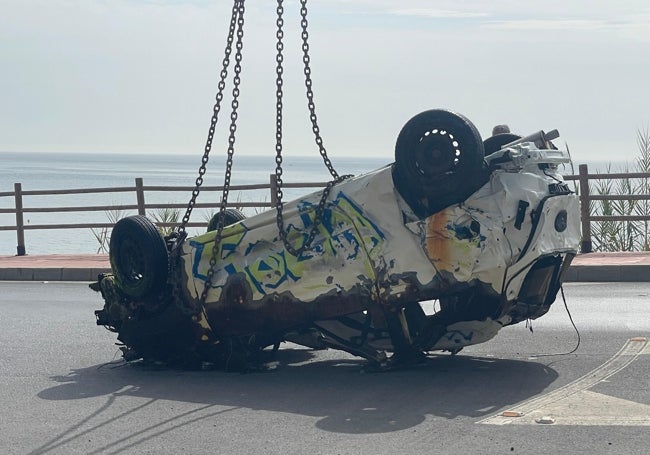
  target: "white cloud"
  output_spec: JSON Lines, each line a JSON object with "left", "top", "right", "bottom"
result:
{"left": 388, "top": 9, "right": 488, "bottom": 19}
{"left": 484, "top": 15, "right": 650, "bottom": 41}
{"left": 485, "top": 19, "right": 611, "bottom": 31}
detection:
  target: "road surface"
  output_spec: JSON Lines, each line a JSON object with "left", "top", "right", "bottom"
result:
{"left": 1, "top": 281, "right": 649, "bottom": 454}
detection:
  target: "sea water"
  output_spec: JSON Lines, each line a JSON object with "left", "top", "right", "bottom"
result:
{"left": 0, "top": 151, "right": 632, "bottom": 255}
{"left": 0, "top": 151, "right": 388, "bottom": 254}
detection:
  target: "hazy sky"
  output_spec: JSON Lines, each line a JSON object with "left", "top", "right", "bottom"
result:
{"left": 2, "top": 0, "right": 649, "bottom": 165}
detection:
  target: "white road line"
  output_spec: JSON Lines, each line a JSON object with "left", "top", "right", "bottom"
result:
{"left": 479, "top": 337, "right": 649, "bottom": 426}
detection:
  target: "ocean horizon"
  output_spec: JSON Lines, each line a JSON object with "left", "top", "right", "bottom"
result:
{"left": 0, "top": 150, "right": 638, "bottom": 255}
{"left": 0, "top": 151, "right": 390, "bottom": 255}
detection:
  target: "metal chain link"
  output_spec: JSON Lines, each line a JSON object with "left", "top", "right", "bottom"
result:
{"left": 274, "top": 0, "right": 351, "bottom": 257}
{"left": 170, "top": 0, "right": 245, "bottom": 315}
{"left": 175, "top": 0, "right": 241, "bottom": 240}
{"left": 198, "top": 0, "right": 246, "bottom": 308}
{"left": 172, "top": 0, "right": 350, "bottom": 315}
{"left": 299, "top": 0, "right": 343, "bottom": 179}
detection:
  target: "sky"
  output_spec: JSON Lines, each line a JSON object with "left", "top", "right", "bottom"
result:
{"left": 1, "top": 0, "right": 649, "bottom": 165}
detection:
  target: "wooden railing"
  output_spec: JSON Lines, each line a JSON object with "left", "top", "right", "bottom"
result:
{"left": 0, "top": 175, "right": 328, "bottom": 256}
{"left": 563, "top": 164, "right": 650, "bottom": 253}
{"left": 3, "top": 164, "right": 650, "bottom": 255}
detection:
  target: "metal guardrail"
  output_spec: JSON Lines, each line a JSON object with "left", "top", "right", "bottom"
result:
{"left": 3, "top": 165, "right": 650, "bottom": 255}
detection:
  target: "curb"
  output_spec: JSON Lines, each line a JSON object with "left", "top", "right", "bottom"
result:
{"left": 0, "top": 254, "right": 111, "bottom": 282}
{"left": 563, "top": 265, "right": 650, "bottom": 282}
{"left": 0, "top": 267, "right": 111, "bottom": 282}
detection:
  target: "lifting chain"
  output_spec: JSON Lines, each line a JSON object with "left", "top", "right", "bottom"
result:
{"left": 200, "top": 0, "right": 245, "bottom": 306}
{"left": 173, "top": 0, "right": 350, "bottom": 312}
{"left": 175, "top": 0, "right": 244, "bottom": 241}
{"left": 173, "top": 0, "right": 245, "bottom": 314}
{"left": 300, "top": 0, "right": 341, "bottom": 179}
{"left": 274, "top": 0, "right": 352, "bottom": 257}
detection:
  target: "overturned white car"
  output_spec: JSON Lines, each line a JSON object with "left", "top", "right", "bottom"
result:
{"left": 91, "top": 109, "right": 580, "bottom": 370}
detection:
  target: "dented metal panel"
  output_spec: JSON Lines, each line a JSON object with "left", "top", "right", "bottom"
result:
{"left": 91, "top": 111, "right": 581, "bottom": 371}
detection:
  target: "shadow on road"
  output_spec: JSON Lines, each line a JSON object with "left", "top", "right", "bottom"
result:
{"left": 38, "top": 348, "right": 557, "bottom": 435}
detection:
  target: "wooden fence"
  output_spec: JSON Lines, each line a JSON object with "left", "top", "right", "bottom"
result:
{"left": 3, "top": 164, "right": 650, "bottom": 255}
{"left": 0, "top": 175, "right": 329, "bottom": 256}
{"left": 563, "top": 164, "right": 650, "bottom": 253}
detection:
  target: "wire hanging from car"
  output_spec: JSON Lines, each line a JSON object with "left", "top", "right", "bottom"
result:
{"left": 530, "top": 286, "right": 581, "bottom": 358}
{"left": 565, "top": 142, "right": 579, "bottom": 194}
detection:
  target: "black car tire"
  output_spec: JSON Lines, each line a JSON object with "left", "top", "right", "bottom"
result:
{"left": 393, "top": 109, "right": 487, "bottom": 216}
{"left": 207, "top": 208, "right": 246, "bottom": 232}
{"left": 483, "top": 133, "right": 522, "bottom": 157}
{"left": 109, "top": 215, "right": 169, "bottom": 300}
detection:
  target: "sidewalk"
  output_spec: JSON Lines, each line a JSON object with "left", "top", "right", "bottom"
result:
{"left": 0, "top": 254, "right": 111, "bottom": 282}
{"left": 1, "top": 252, "right": 650, "bottom": 282}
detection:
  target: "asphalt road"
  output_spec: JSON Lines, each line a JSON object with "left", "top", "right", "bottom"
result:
{"left": 1, "top": 281, "right": 649, "bottom": 455}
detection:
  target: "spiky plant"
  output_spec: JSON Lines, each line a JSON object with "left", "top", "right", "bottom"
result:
{"left": 151, "top": 208, "right": 181, "bottom": 236}
{"left": 633, "top": 125, "right": 650, "bottom": 250}
{"left": 588, "top": 125, "right": 650, "bottom": 252}
{"left": 91, "top": 208, "right": 125, "bottom": 253}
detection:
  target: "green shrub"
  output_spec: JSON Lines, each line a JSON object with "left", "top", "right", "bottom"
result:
{"left": 589, "top": 126, "right": 650, "bottom": 251}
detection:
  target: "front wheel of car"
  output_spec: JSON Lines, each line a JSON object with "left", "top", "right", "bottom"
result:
{"left": 109, "top": 215, "right": 169, "bottom": 300}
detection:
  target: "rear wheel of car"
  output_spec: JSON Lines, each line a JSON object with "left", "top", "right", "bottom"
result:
{"left": 207, "top": 208, "right": 246, "bottom": 232}
{"left": 109, "top": 215, "right": 169, "bottom": 300}
{"left": 483, "top": 133, "right": 522, "bottom": 157}
{"left": 393, "top": 109, "right": 487, "bottom": 216}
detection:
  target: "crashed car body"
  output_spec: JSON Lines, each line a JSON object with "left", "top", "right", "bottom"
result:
{"left": 92, "top": 110, "right": 580, "bottom": 369}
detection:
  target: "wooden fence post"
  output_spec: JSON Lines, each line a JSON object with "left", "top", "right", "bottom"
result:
{"left": 578, "top": 164, "right": 592, "bottom": 253}
{"left": 14, "top": 183, "right": 26, "bottom": 256}
{"left": 135, "top": 178, "right": 146, "bottom": 216}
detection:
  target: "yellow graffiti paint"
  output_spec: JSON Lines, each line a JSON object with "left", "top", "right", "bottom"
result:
{"left": 188, "top": 193, "right": 386, "bottom": 299}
